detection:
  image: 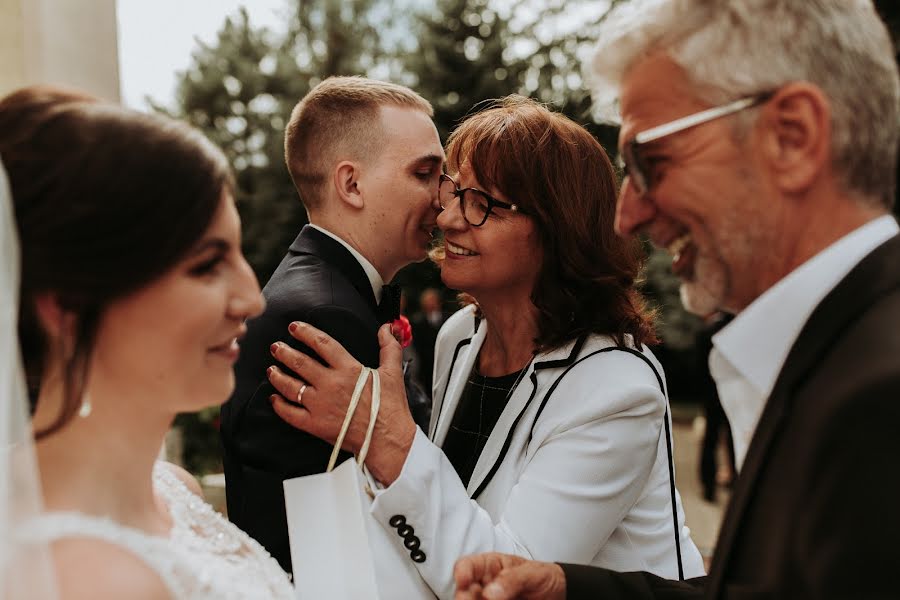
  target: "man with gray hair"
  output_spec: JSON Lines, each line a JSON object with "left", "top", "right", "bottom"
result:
{"left": 453, "top": 1, "right": 900, "bottom": 598}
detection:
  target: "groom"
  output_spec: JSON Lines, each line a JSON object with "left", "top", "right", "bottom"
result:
{"left": 220, "top": 76, "right": 445, "bottom": 572}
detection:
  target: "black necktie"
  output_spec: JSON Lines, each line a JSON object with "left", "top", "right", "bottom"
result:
{"left": 378, "top": 283, "right": 402, "bottom": 323}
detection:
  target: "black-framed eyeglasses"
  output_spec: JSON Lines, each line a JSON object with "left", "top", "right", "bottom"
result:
{"left": 438, "top": 173, "right": 521, "bottom": 227}
{"left": 622, "top": 91, "right": 775, "bottom": 196}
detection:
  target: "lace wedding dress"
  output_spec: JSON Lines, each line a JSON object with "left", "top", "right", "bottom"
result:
{"left": 15, "top": 463, "right": 295, "bottom": 599}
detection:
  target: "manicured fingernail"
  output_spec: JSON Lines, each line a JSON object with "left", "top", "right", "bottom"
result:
{"left": 269, "top": 394, "right": 277, "bottom": 404}
{"left": 484, "top": 583, "right": 504, "bottom": 599}
{"left": 267, "top": 366, "right": 275, "bottom": 376}
{"left": 288, "top": 322, "right": 299, "bottom": 333}
{"left": 270, "top": 342, "right": 279, "bottom": 355}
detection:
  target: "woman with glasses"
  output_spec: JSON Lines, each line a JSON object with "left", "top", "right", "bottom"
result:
{"left": 267, "top": 96, "right": 705, "bottom": 598}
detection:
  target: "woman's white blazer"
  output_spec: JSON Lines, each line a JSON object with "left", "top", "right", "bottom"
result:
{"left": 370, "top": 306, "right": 704, "bottom": 598}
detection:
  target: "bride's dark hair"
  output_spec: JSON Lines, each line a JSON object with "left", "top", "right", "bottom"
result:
{"left": 0, "top": 85, "right": 234, "bottom": 439}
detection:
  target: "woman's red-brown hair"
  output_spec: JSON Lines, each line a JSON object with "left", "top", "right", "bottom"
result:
{"left": 443, "top": 95, "right": 657, "bottom": 350}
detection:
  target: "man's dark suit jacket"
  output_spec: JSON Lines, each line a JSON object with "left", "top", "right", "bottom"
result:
{"left": 561, "top": 231, "right": 900, "bottom": 599}
{"left": 220, "top": 226, "right": 384, "bottom": 573}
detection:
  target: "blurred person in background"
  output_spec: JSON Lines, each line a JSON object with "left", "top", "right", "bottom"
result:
{"left": 410, "top": 287, "right": 449, "bottom": 396}
{"left": 696, "top": 312, "right": 735, "bottom": 503}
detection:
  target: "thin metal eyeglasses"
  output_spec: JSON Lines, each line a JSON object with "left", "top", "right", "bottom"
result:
{"left": 438, "top": 173, "right": 521, "bottom": 227}
{"left": 622, "top": 91, "right": 775, "bottom": 195}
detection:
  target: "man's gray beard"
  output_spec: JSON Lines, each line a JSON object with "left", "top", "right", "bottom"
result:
{"left": 678, "top": 253, "right": 727, "bottom": 317}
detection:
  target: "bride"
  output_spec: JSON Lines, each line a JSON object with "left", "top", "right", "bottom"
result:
{"left": 0, "top": 86, "right": 294, "bottom": 599}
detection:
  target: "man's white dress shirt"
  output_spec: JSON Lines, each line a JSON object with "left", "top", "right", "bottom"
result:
{"left": 710, "top": 215, "right": 899, "bottom": 469}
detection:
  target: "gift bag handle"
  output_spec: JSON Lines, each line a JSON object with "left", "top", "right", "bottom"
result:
{"left": 358, "top": 370, "right": 380, "bottom": 466}
{"left": 325, "top": 366, "right": 381, "bottom": 473}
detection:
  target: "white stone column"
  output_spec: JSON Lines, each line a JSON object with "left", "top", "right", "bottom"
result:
{"left": 0, "top": 0, "right": 120, "bottom": 101}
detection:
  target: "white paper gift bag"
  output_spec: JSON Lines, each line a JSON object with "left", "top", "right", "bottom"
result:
{"left": 283, "top": 368, "right": 435, "bottom": 600}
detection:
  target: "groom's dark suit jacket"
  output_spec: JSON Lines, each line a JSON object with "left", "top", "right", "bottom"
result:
{"left": 221, "top": 226, "right": 386, "bottom": 573}
{"left": 562, "top": 231, "right": 900, "bottom": 599}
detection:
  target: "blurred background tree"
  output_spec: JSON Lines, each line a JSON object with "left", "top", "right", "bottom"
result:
{"left": 165, "top": 0, "right": 900, "bottom": 471}
{"left": 158, "top": 0, "right": 404, "bottom": 282}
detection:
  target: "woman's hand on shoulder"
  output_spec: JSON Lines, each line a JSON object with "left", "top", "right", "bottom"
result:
{"left": 53, "top": 538, "right": 172, "bottom": 600}
{"left": 268, "top": 321, "right": 416, "bottom": 485}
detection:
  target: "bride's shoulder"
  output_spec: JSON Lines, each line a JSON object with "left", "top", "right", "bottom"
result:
{"left": 154, "top": 460, "right": 203, "bottom": 498}
{"left": 51, "top": 536, "right": 172, "bottom": 600}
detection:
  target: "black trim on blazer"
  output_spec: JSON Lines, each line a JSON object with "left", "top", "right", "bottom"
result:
{"left": 471, "top": 368, "right": 540, "bottom": 500}
{"left": 469, "top": 335, "right": 588, "bottom": 499}
{"left": 533, "top": 334, "right": 588, "bottom": 371}
{"left": 431, "top": 311, "right": 481, "bottom": 438}
{"left": 526, "top": 344, "right": 685, "bottom": 580}
{"left": 430, "top": 337, "right": 472, "bottom": 438}
{"left": 529, "top": 346, "right": 665, "bottom": 433}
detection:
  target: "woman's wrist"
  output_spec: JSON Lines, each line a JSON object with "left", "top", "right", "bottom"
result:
{"left": 366, "top": 415, "right": 417, "bottom": 485}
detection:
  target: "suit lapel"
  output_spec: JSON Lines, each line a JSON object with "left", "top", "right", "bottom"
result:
{"left": 431, "top": 318, "right": 486, "bottom": 444}
{"left": 289, "top": 226, "right": 379, "bottom": 313}
{"left": 708, "top": 233, "right": 900, "bottom": 595}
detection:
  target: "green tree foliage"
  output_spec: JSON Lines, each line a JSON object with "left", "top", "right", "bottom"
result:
{"left": 406, "top": 0, "right": 523, "bottom": 141}
{"left": 162, "top": 1, "right": 400, "bottom": 282}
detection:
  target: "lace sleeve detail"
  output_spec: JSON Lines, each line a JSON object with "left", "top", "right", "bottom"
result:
{"left": 152, "top": 463, "right": 294, "bottom": 594}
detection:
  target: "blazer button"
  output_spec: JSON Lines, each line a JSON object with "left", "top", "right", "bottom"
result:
{"left": 404, "top": 536, "right": 421, "bottom": 550}
{"left": 397, "top": 524, "right": 414, "bottom": 538}
{"left": 410, "top": 549, "right": 426, "bottom": 563}
{"left": 389, "top": 515, "right": 406, "bottom": 527}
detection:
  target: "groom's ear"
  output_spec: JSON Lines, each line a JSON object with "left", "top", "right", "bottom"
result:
{"left": 333, "top": 161, "right": 365, "bottom": 210}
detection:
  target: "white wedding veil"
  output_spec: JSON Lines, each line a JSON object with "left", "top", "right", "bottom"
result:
{"left": 0, "top": 158, "right": 59, "bottom": 599}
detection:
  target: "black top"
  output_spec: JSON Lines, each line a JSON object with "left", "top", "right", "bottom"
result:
{"left": 442, "top": 365, "right": 526, "bottom": 487}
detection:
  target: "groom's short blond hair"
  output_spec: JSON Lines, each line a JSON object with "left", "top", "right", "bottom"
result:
{"left": 284, "top": 76, "right": 433, "bottom": 211}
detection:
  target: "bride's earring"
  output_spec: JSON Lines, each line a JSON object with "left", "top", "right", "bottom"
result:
{"left": 78, "top": 392, "right": 92, "bottom": 418}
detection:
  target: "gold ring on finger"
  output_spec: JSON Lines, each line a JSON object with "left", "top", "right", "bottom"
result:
{"left": 297, "top": 383, "right": 307, "bottom": 406}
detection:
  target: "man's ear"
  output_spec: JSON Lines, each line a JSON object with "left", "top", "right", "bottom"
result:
{"left": 333, "top": 160, "right": 365, "bottom": 210}
{"left": 758, "top": 82, "right": 832, "bottom": 195}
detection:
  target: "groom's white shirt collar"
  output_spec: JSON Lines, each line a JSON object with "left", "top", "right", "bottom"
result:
{"left": 308, "top": 223, "right": 384, "bottom": 303}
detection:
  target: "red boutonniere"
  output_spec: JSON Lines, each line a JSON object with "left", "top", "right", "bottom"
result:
{"left": 391, "top": 315, "right": 413, "bottom": 348}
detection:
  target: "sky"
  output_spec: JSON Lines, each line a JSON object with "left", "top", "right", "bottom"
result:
{"left": 115, "top": 0, "right": 609, "bottom": 111}
{"left": 116, "top": 0, "right": 288, "bottom": 109}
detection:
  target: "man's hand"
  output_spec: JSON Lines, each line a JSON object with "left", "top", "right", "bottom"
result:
{"left": 454, "top": 553, "right": 566, "bottom": 600}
